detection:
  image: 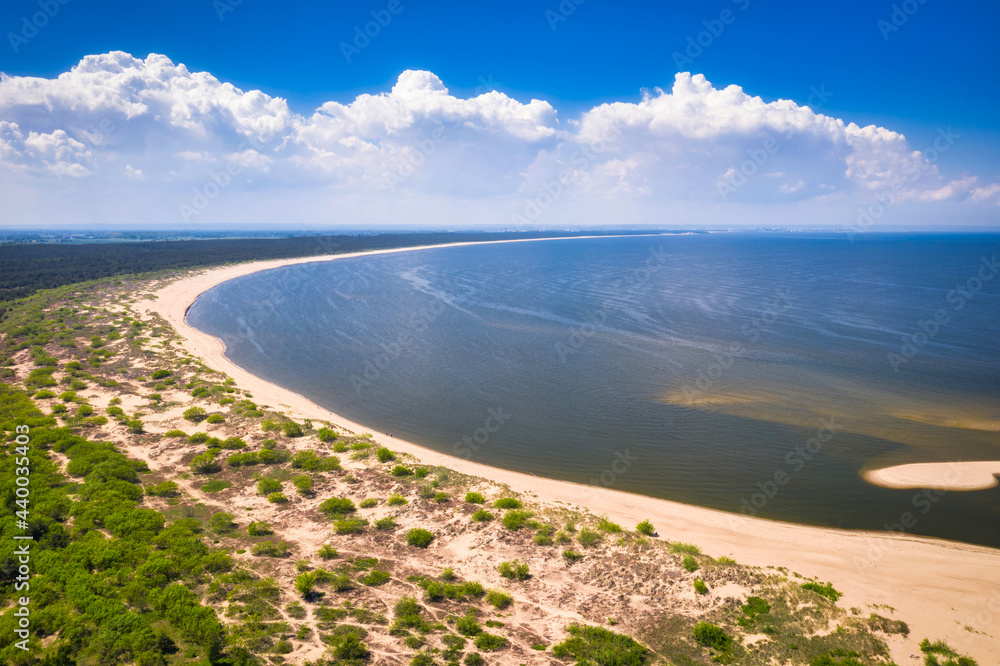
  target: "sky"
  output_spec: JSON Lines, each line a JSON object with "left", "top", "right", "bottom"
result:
{"left": 0, "top": 0, "right": 998, "bottom": 230}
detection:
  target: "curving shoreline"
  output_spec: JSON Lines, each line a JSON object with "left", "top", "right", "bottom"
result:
{"left": 138, "top": 236, "right": 1000, "bottom": 664}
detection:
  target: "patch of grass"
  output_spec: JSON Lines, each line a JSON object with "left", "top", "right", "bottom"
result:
{"left": 919, "top": 638, "right": 977, "bottom": 666}
{"left": 146, "top": 481, "right": 179, "bottom": 497}
{"left": 361, "top": 570, "right": 391, "bottom": 586}
{"left": 693, "top": 621, "right": 732, "bottom": 653}
{"left": 406, "top": 528, "right": 434, "bottom": 548}
{"left": 252, "top": 540, "right": 290, "bottom": 557}
{"left": 502, "top": 509, "right": 531, "bottom": 530}
{"left": 163, "top": 429, "right": 187, "bottom": 438}
{"left": 552, "top": 624, "right": 651, "bottom": 665}
{"left": 464, "top": 491, "right": 484, "bottom": 503}
{"left": 682, "top": 555, "right": 699, "bottom": 572}
{"left": 493, "top": 497, "right": 521, "bottom": 509}
{"left": 359, "top": 497, "right": 378, "bottom": 508}
{"left": 247, "top": 521, "right": 273, "bottom": 536}
{"left": 693, "top": 579, "right": 708, "bottom": 594}
{"left": 737, "top": 596, "right": 771, "bottom": 627}
{"left": 256, "top": 477, "right": 282, "bottom": 495}
{"left": 200, "top": 479, "right": 231, "bottom": 493}
{"left": 801, "top": 581, "right": 843, "bottom": 603}
{"left": 670, "top": 542, "right": 701, "bottom": 555}
{"left": 319, "top": 497, "right": 357, "bottom": 518}
{"left": 474, "top": 632, "right": 508, "bottom": 652}
{"left": 485, "top": 590, "right": 512, "bottom": 610}
{"left": 456, "top": 613, "right": 482, "bottom": 637}
{"left": 375, "top": 516, "right": 397, "bottom": 531}
{"left": 562, "top": 549, "right": 583, "bottom": 564}
{"left": 498, "top": 559, "right": 530, "bottom": 581}
{"left": 578, "top": 527, "right": 602, "bottom": 548}
{"left": 317, "top": 544, "right": 338, "bottom": 559}
{"left": 597, "top": 516, "right": 623, "bottom": 533}
{"left": 868, "top": 613, "right": 909, "bottom": 636}
{"left": 334, "top": 518, "right": 368, "bottom": 535}
{"left": 391, "top": 465, "right": 412, "bottom": 477}
{"left": 471, "top": 509, "right": 494, "bottom": 522}
{"left": 266, "top": 491, "right": 288, "bottom": 504}
{"left": 387, "top": 493, "right": 408, "bottom": 506}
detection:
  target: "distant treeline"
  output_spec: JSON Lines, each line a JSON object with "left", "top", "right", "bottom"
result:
{"left": 0, "top": 230, "right": 659, "bottom": 310}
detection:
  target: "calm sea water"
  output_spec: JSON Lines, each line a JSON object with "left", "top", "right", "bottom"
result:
{"left": 187, "top": 234, "right": 1000, "bottom": 547}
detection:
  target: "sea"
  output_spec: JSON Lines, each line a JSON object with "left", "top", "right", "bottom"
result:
{"left": 187, "top": 233, "right": 1000, "bottom": 547}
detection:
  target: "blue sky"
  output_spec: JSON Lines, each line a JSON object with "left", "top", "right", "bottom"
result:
{"left": 0, "top": 0, "right": 998, "bottom": 228}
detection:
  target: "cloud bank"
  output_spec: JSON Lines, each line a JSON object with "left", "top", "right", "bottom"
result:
{"left": 0, "top": 51, "right": 996, "bottom": 228}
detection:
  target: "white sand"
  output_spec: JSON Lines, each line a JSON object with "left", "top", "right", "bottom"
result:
{"left": 864, "top": 461, "right": 1000, "bottom": 491}
{"left": 139, "top": 238, "right": 1000, "bottom": 664}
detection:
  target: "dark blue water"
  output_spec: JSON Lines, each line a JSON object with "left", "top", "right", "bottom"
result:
{"left": 188, "top": 234, "right": 1000, "bottom": 547}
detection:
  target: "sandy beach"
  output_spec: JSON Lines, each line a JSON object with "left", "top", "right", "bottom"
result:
{"left": 140, "top": 238, "right": 1000, "bottom": 664}
{"left": 865, "top": 461, "right": 1000, "bottom": 491}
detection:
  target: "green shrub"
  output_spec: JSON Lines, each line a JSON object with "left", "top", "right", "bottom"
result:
{"left": 917, "top": 638, "right": 977, "bottom": 666}
{"left": 359, "top": 497, "right": 377, "bottom": 508}
{"left": 578, "top": 527, "right": 602, "bottom": 547}
{"left": 474, "top": 633, "right": 508, "bottom": 651}
{"left": 737, "top": 596, "right": 771, "bottom": 627}
{"left": 406, "top": 528, "right": 434, "bottom": 548}
{"left": 414, "top": 466, "right": 429, "bottom": 478}
{"left": 205, "top": 413, "right": 225, "bottom": 424}
{"left": 151, "top": 369, "right": 172, "bottom": 379}
{"left": 257, "top": 477, "right": 282, "bottom": 495}
{"left": 247, "top": 521, "right": 273, "bottom": 536}
{"left": 146, "top": 481, "right": 180, "bottom": 497}
{"left": 597, "top": 516, "right": 623, "bottom": 533}
{"left": 682, "top": 555, "right": 699, "bottom": 572}
{"left": 317, "top": 426, "right": 338, "bottom": 442}
{"left": 252, "top": 540, "right": 290, "bottom": 557}
{"left": 201, "top": 479, "right": 232, "bottom": 493}
{"left": 319, "top": 497, "right": 357, "bottom": 517}
{"left": 295, "top": 571, "right": 317, "bottom": 597}
{"left": 464, "top": 491, "right": 485, "bottom": 503}
{"left": 552, "top": 624, "right": 651, "bottom": 664}
{"left": 635, "top": 519, "right": 656, "bottom": 536}
{"left": 692, "top": 622, "right": 732, "bottom": 652}
{"left": 282, "top": 421, "right": 304, "bottom": 437}
{"left": 457, "top": 613, "right": 482, "bottom": 637}
{"left": 126, "top": 419, "right": 144, "bottom": 434}
{"left": 485, "top": 590, "right": 512, "bottom": 609}
{"left": 375, "top": 516, "right": 397, "bottom": 531}
{"left": 433, "top": 492, "right": 449, "bottom": 503}
{"left": 334, "top": 518, "right": 368, "bottom": 534}
{"left": 562, "top": 549, "right": 583, "bottom": 564}
{"left": 471, "top": 509, "right": 494, "bottom": 522}
{"left": 288, "top": 475, "right": 311, "bottom": 496}
{"left": 317, "top": 544, "right": 338, "bottom": 559}
{"left": 267, "top": 492, "right": 289, "bottom": 504}
{"left": 693, "top": 579, "right": 708, "bottom": 594}
{"left": 502, "top": 510, "right": 530, "bottom": 530}
{"left": 391, "top": 465, "right": 412, "bottom": 477}
{"left": 286, "top": 601, "right": 307, "bottom": 619}
{"left": 210, "top": 512, "right": 236, "bottom": 533}
{"left": 183, "top": 406, "right": 207, "bottom": 422}
{"left": 493, "top": 497, "right": 521, "bottom": 509}
{"left": 801, "top": 581, "right": 843, "bottom": 603}
{"left": 188, "top": 431, "right": 209, "bottom": 443}
{"left": 163, "top": 429, "right": 187, "bottom": 438}
{"left": 670, "top": 542, "right": 701, "bottom": 555}
{"left": 190, "top": 452, "right": 220, "bottom": 474}
{"left": 464, "top": 654, "right": 486, "bottom": 666}
{"left": 387, "top": 493, "right": 408, "bottom": 506}
{"left": 498, "top": 559, "right": 530, "bottom": 581}
{"left": 362, "top": 570, "right": 391, "bottom": 586}
{"left": 376, "top": 447, "right": 396, "bottom": 462}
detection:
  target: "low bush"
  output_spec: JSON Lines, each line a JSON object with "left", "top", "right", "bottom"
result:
{"left": 578, "top": 527, "right": 602, "bottom": 548}
{"left": 210, "top": 512, "right": 236, "bottom": 533}
{"left": 375, "top": 516, "right": 397, "bottom": 531}
{"left": 464, "top": 491, "right": 485, "bottom": 504}
{"left": 319, "top": 497, "right": 356, "bottom": 517}
{"left": 334, "top": 518, "right": 368, "bottom": 535}
{"left": 252, "top": 540, "right": 290, "bottom": 557}
{"left": 502, "top": 510, "right": 531, "bottom": 531}
{"left": 359, "top": 497, "right": 378, "bottom": 508}
{"left": 391, "top": 465, "right": 413, "bottom": 477}
{"left": 376, "top": 447, "right": 396, "bottom": 462}
{"left": 247, "top": 521, "right": 273, "bottom": 536}
{"left": 485, "top": 590, "right": 512, "bottom": 609}
{"left": 188, "top": 432, "right": 209, "bottom": 443}
{"left": 146, "top": 480, "right": 179, "bottom": 497}
{"left": 190, "top": 452, "right": 220, "bottom": 474}
{"left": 362, "top": 570, "right": 391, "bottom": 586}
{"left": 267, "top": 492, "right": 289, "bottom": 504}
{"left": 206, "top": 413, "right": 225, "bottom": 424}
{"left": 692, "top": 622, "right": 732, "bottom": 652}
{"left": 456, "top": 613, "right": 482, "bottom": 637}
{"left": 293, "top": 475, "right": 313, "bottom": 495}
{"left": 257, "top": 477, "right": 282, "bottom": 495}
{"left": 693, "top": 579, "right": 708, "bottom": 594}
{"left": 498, "top": 559, "right": 530, "bottom": 581}
{"left": 493, "top": 497, "right": 521, "bottom": 510}
{"left": 597, "top": 516, "right": 623, "bottom": 533}
{"left": 317, "top": 426, "right": 338, "bottom": 442}
{"left": 406, "top": 528, "right": 434, "bottom": 548}
{"left": 317, "top": 544, "right": 338, "bottom": 559}
{"left": 670, "top": 542, "right": 701, "bottom": 555}
{"left": 387, "top": 493, "right": 408, "bottom": 506}
{"left": 183, "top": 406, "right": 207, "bottom": 422}
{"left": 282, "top": 421, "right": 304, "bottom": 437}
{"left": 163, "top": 429, "right": 187, "bottom": 438}
{"left": 635, "top": 519, "right": 656, "bottom": 536}
{"left": 552, "top": 624, "right": 651, "bottom": 664}
{"left": 474, "top": 633, "right": 508, "bottom": 652}
{"left": 562, "top": 549, "right": 583, "bottom": 564}
{"left": 801, "top": 581, "right": 843, "bottom": 602}
{"left": 682, "top": 555, "right": 699, "bottom": 572}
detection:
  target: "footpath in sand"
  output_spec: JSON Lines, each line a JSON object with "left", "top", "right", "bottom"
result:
{"left": 140, "top": 239, "right": 1000, "bottom": 665}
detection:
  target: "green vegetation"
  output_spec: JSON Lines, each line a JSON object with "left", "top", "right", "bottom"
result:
{"left": 391, "top": 464, "right": 413, "bottom": 477}
{"left": 406, "top": 528, "right": 435, "bottom": 548}
{"left": 471, "top": 509, "right": 494, "bottom": 522}
{"left": 578, "top": 527, "right": 602, "bottom": 547}
{"left": 317, "top": 544, "right": 338, "bottom": 559}
{"left": 247, "top": 521, "right": 273, "bottom": 536}
{"left": 252, "top": 540, "right": 290, "bottom": 557}
{"left": 319, "top": 496, "right": 357, "bottom": 517}
{"left": 597, "top": 516, "right": 623, "bottom": 533}
{"left": 474, "top": 632, "right": 508, "bottom": 651}
{"left": 183, "top": 405, "right": 207, "bottom": 422}
{"left": 361, "top": 570, "right": 391, "bottom": 586}
{"left": 493, "top": 497, "right": 522, "bottom": 509}
{"left": 502, "top": 509, "right": 531, "bottom": 530}
{"left": 464, "top": 491, "right": 485, "bottom": 503}
{"left": 205, "top": 413, "right": 225, "bottom": 424}
{"left": 635, "top": 519, "right": 656, "bottom": 536}
{"left": 146, "top": 480, "right": 180, "bottom": 497}
{"left": 693, "top": 621, "right": 733, "bottom": 655}
{"left": 375, "top": 516, "right": 397, "bottom": 531}
{"left": 387, "top": 492, "right": 408, "bottom": 506}
{"left": 552, "top": 624, "right": 651, "bottom": 665}
{"left": 292, "top": 474, "right": 313, "bottom": 495}
{"left": 693, "top": 578, "right": 708, "bottom": 594}
{"left": 376, "top": 446, "right": 395, "bottom": 462}
{"left": 317, "top": 426, "right": 338, "bottom": 442}
{"left": 256, "top": 477, "right": 282, "bottom": 495}
{"left": 919, "top": 638, "right": 978, "bottom": 666}
{"left": 266, "top": 491, "right": 288, "bottom": 504}
{"left": 200, "top": 479, "right": 232, "bottom": 493}
{"left": 563, "top": 549, "right": 584, "bottom": 563}
{"left": 801, "top": 581, "right": 843, "bottom": 603}
{"left": 486, "top": 590, "right": 512, "bottom": 609}
{"left": 498, "top": 559, "right": 530, "bottom": 581}
{"left": 281, "top": 421, "right": 303, "bottom": 437}
{"left": 359, "top": 497, "right": 377, "bottom": 508}
{"left": 670, "top": 542, "right": 701, "bottom": 555}
{"left": 682, "top": 555, "right": 699, "bottom": 572}
{"left": 334, "top": 518, "right": 368, "bottom": 535}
